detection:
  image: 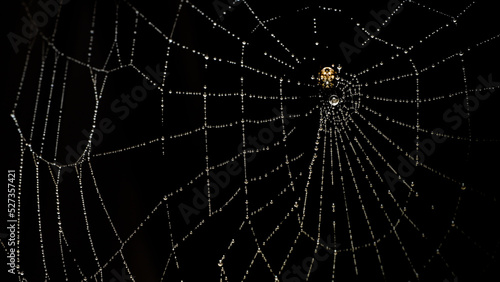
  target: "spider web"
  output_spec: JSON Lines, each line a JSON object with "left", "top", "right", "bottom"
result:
{"left": 4, "top": 0, "right": 500, "bottom": 281}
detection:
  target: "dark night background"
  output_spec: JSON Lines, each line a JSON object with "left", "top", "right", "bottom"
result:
{"left": 2, "top": 0, "right": 500, "bottom": 281}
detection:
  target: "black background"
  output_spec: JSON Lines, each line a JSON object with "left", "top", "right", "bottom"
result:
{"left": 3, "top": 0, "right": 500, "bottom": 281}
